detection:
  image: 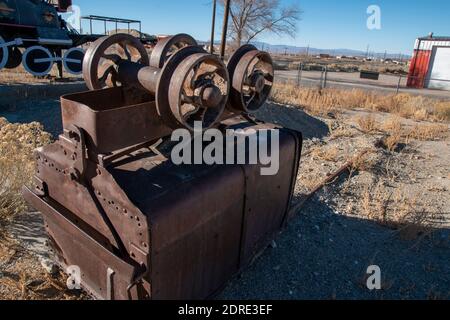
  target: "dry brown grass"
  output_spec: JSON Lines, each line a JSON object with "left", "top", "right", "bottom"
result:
{"left": 381, "top": 117, "right": 404, "bottom": 152}
{"left": 311, "top": 145, "right": 339, "bottom": 162}
{"left": 0, "top": 238, "right": 84, "bottom": 300}
{"left": 407, "top": 123, "right": 449, "bottom": 141}
{"left": 271, "top": 83, "right": 450, "bottom": 122}
{"left": 360, "top": 182, "right": 437, "bottom": 241}
{"left": 357, "top": 114, "right": 378, "bottom": 133}
{"left": 329, "top": 126, "right": 355, "bottom": 139}
{"left": 0, "top": 118, "right": 51, "bottom": 224}
{"left": 0, "top": 65, "right": 80, "bottom": 85}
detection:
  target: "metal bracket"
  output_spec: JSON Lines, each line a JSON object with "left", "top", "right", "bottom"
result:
{"left": 126, "top": 264, "right": 147, "bottom": 300}
{"left": 106, "top": 268, "right": 115, "bottom": 300}
{"left": 59, "top": 125, "right": 87, "bottom": 182}
{"left": 33, "top": 176, "right": 48, "bottom": 197}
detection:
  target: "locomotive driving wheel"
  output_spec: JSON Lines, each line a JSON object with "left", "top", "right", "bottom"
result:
{"left": 22, "top": 46, "right": 54, "bottom": 77}
{"left": 0, "top": 36, "right": 9, "bottom": 70}
{"left": 63, "top": 47, "right": 85, "bottom": 75}
{"left": 227, "top": 45, "right": 274, "bottom": 113}
{"left": 5, "top": 46, "right": 22, "bottom": 69}
{"left": 83, "top": 34, "right": 149, "bottom": 90}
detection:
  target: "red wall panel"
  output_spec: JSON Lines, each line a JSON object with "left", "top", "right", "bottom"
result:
{"left": 407, "top": 50, "right": 431, "bottom": 88}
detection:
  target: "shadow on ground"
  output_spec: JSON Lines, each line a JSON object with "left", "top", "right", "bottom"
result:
{"left": 7, "top": 212, "right": 52, "bottom": 262}
{"left": 218, "top": 196, "right": 450, "bottom": 300}
{"left": 255, "top": 102, "right": 329, "bottom": 139}
{"left": 0, "top": 100, "right": 62, "bottom": 137}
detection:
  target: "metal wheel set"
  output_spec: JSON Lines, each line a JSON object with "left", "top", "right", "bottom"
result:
{"left": 22, "top": 32, "right": 302, "bottom": 300}
{"left": 82, "top": 33, "right": 274, "bottom": 130}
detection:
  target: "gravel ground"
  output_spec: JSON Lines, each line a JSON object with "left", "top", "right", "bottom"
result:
{"left": 219, "top": 102, "right": 450, "bottom": 300}
{"left": 219, "top": 196, "right": 450, "bottom": 300}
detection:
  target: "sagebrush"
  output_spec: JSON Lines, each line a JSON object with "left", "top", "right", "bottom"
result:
{"left": 0, "top": 118, "right": 51, "bottom": 222}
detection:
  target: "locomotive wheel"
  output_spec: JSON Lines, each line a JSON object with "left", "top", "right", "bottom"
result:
{"left": 0, "top": 36, "right": 9, "bottom": 70}
{"left": 83, "top": 34, "right": 149, "bottom": 90}
{"left": 150, "top": 34, "right": 197, "bottom": 69}
{"left": 227, "top": 46, "right": 274, "bottom": 113}
{"left": 23, "top": 46, "right": 54, "bottom": 77}
{"left": 168, "top": 53, "right": 229, "bottom": 130}
{"left": 5, "top": 47, "right": 22, "bottom": 69}
{"left": 63, "top": 47, "right": 85, "bottom": 75}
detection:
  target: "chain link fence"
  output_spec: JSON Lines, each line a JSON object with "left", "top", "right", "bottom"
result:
{"left": 283, "top": 63, "right": 450, "bottom": 96}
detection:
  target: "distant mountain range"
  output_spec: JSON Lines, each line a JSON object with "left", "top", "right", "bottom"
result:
{"left": 250, "top": 41, "right": 412, "bottom": 59}
{"left": 199, "top": 39, "right": 411, "bottom": 60}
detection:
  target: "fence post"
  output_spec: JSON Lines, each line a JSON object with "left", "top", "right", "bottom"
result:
{"left": 396, "top": 75, "right": 402, "bottom": 94}
{"left": 319, "top": 68, "right": 324, "bottom": 90}
{"left": 297, "top": 63, "right": 303, "bottom": 87}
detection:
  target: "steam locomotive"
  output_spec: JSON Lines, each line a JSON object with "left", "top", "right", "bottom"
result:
{"left": 0, "top": 0, "right": 100, "bottom": 76}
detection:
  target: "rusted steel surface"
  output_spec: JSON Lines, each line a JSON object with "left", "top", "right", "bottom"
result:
{"left": 61, "top": 88, "right": 170, "bottom": 154}
{"left": 23, "top": 32, "right": 303, "bottom": 300}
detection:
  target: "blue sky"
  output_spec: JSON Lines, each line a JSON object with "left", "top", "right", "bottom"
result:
{"left": 71, "top": 0, "right": 450, "bottom": 55}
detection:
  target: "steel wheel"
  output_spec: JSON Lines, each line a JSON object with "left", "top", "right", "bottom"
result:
{"left": 228, "top": 47, "right": 274, "bottom": 113}
{"left": 22, "top": 46, "right": 54, "bottom": 77}
{"left": 150, "top": 34, "right": 197, "bottom": 68}
{"left": 5, "top": 46, "right": 22, "bottom": 69}
{"left": 63, "top": 47, "right": 85, "bottom": 75}
{"left": 83, "top": 34, "right": 149, "bottom": 90}
{"left": 0, "top": 36, "right": 10, "bottom": 70}
{"left": 168, "top": 53, "right": 229, "bottom": 130}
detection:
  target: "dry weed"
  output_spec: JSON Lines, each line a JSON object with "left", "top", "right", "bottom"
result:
{"left": 360, "top": 183, "right": 437, "bottom": 241}
{"left": 329, "top": 126, "right": 355, "bottom": 139}
{"left": 271, "top": 83, "right": 450, "bottom": 122}
{"left": 384, "top": 134, "right": 402, "bottom": 152}
{"left": 0, "top": 118, "right": 51, "bottom": 223}
{"left": 311, "top": 145, "right": 339, "bottom": 162}
{"left": 381, "top": 118, "right": 403, "bottom": 152}
{"left": 357, "top": 115, "right": 378, "bottom": 133}
{"left": 407, "top": 124, "right": 448, "bottom": 141}
{"left": 351, "top": 150, "right": 376, "bottom": 172}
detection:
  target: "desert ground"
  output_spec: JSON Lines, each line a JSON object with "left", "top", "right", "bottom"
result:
{"left": 0, "top": 67, "right": 449, "bottom": 299}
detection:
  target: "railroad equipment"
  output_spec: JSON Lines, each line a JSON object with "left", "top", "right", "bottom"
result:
{"left": 0, "top": 0, "right": 97, "bottom": 76}
{"left": 0, "top": 1, "right": 153, "bottom": 77}
{"left": 22, "top": 33, "right": 303, "bottom": 300}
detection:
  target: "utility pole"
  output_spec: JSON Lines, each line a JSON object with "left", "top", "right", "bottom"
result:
{"left": 209, "top": 0, "right": 217, "bottom": 54}
{"left": 220, "top": 0, "right": 231, "bottom": 59}
{"left": 306, "top": 44, "right": 310, "bottom": 57}
{"left": 365, "top": 44, "right": 370, "bottom": 58}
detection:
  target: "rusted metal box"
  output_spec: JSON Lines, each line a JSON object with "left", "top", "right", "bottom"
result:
{"left": 24, "top": 119, "right": 301, "bottom": 300}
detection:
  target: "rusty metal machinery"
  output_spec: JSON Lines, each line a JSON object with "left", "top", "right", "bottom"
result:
{"left": 22, "top": 33, "right": 301, "bottom": 300}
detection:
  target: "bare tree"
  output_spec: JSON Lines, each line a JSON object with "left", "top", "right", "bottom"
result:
{"left": 219, "top": 0, "right": 301, "bottom": 48}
